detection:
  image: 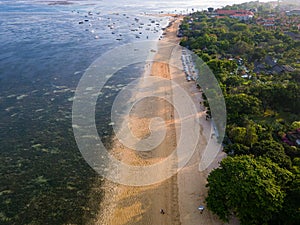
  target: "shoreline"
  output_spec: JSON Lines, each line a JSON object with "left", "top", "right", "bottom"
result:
{"left": 96, "top": 16, "right": 182, "bottom": 225}
{"left": 95, "top": 14, "right": 232, "bottom": 225}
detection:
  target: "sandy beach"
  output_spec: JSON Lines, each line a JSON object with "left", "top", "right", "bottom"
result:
{"left": 95, "top": 15, "right": 235, "bottom": 225}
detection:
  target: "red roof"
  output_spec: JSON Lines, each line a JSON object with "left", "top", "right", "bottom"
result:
{"left": 265, "top": 18, "right": 275, "bottom": 21}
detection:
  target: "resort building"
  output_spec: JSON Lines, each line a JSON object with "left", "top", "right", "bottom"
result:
{"left": 215, "top": 9, "right": 254, "bottom": 21}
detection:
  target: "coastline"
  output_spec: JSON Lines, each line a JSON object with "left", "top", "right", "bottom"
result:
{"left": 96, "top": 16, "right": 182, "bottom": 225}
{"left": 95, "top": 15, "right": 232, "bottom": 225}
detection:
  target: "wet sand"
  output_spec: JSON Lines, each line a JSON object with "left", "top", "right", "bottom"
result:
{"left": 95, "top": 16, "right": 182, "bottom": 225}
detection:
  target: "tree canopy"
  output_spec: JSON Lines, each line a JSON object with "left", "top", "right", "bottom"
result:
{"left": 179, "top": 3, "right": 300, "bottom": 224}
{"left": 206, "top": 156, "right": 293, "bottom": 225}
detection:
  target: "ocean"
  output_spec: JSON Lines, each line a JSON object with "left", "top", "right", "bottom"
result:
{"left": 0, "top": 0, "right": 268, "bottom": 224}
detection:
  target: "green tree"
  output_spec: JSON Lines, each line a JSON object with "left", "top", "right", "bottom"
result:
{"left": 227, "top": 124, "right": 258, "bottom": 147}
{"left": 244, "top": 124, "right": 259, "bottom": 147}
{"left": 228, "top": 126, "right": 247, "bottom": 144}
{"left": 225, "top": 76, "right": 244, "bottom": 88}
{"left": 206, "top": 156, "right": 293, "bottom": 225}
{"left": 224, "top": 143, "right": 250, "bottom": 155}
{"left": 272, "top": 169, "right": 300, "bottom": 225}
{"left": 251, "top": 140, "right": 292, "bottom": 169}
{"left": 197, "top": 52, "right": 211, "bottom": 62}
{"left": 232, "top": 23, "right": 249, "bottom": 32}
{"left": 251, "top": 47, "right": 266, "bottom": 61}
{"left": 226, "top": 94, "right": 261, "bottom": 123}
{"left": 230, "top": 40, "right": 253, "bottom": 55}
{"left": 251, "top": 140, "right": 284, "bottom": 156}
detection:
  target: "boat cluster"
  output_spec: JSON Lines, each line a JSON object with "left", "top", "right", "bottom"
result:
{"left": 75, "top": 10, "right": 166, "bottom": 41}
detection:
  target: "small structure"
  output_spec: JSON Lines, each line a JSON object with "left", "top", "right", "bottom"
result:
{"left": 282, "top": 65, "right": 295, "bottom": 72}
{"left": 230, "top": 13, "right": 254, "bottom": 21}
{"left": 286, "top": 10, "right": 300, "bottom": 16}
{"left": 282, "top": 129, "right": 300, "bottom": 147}
{"left": 208, "top": 7, "right": 214, "bottom": 13}
{"left": 198, "top": 205, "right": 205, "bottom": 214}
{"left": 254, "top": 55, "right": 290, "bottom": 75}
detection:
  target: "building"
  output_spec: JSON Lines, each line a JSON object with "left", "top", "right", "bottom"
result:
{"left": 286, "top": 10, "right": 300, "bottom": 16}
{"left": 208, "top": 7, "right": 214, "bottom": 13}
{"left": 230, "top": 13, "right": 254, "bottom": 21}
{"left": 215, "top": 9, "right": 254, "bottom": 21}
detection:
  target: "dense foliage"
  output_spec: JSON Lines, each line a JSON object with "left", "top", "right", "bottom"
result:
{"left": 180, "top": 3, "right": 300, "bottom": 224}
{"left": 206, "top": 155, "right": 293, "bottom": 225}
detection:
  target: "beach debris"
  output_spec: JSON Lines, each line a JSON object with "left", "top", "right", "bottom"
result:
{"left": 160, "top": 209, "right": 165, "bottom": 214}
